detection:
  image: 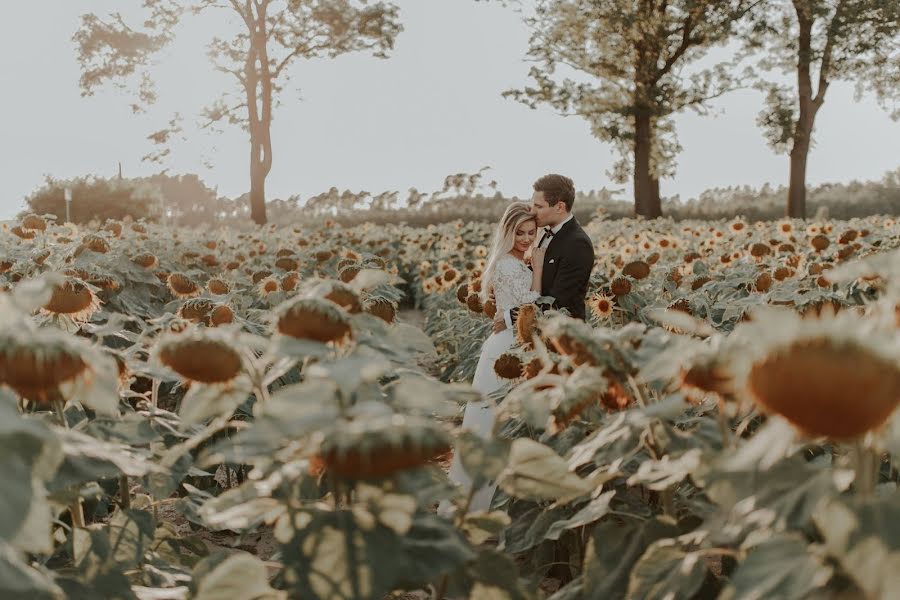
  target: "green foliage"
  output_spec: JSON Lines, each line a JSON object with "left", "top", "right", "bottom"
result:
{"left": 2, "top": 211, "right": 900, "bottom": 599}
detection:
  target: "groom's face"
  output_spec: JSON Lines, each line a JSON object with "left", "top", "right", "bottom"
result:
{"left": 531, "top": 191, "right": 564, "bottom": 227}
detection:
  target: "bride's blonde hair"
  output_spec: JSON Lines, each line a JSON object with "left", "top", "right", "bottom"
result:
{"left": 480, "top": 201, "right": 536, "bottom": 303}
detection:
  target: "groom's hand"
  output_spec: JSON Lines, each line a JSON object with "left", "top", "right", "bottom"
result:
{"left": 492, "top": 313, "right": 507, "bottom": 333}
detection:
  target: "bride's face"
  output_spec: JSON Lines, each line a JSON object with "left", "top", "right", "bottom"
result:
{"left": 513, "top": 219, "right": 538, "bottom": 252}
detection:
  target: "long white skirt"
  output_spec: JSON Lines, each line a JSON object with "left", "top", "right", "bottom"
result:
{"left": 439, "top": 328, "right": 515, "bottom": 516}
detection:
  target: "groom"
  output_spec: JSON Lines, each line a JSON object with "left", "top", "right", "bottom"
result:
{"left": 493, "top": 174, "right": 595, "bottom": 334}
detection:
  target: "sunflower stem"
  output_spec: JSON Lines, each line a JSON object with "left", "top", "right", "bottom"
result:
{"left": 716, "top": 401, "right": 732, "bottom": 449}
{"left": 853, "top": 440, "right": 878, "bottom": 498}
{"left": 433, "top": 483, "right": 478, "bottom": 600}
{"left": 151, "top": 378, "right": 160, "bottom": 410}
{"left": 52, "top": 399, "right": 86, "bottom": 528}
{"left": 119, "top": 475, "right": 130, "bottom": 510}
{"left": 661, "top": 487, "right": 676, "bottom": 518}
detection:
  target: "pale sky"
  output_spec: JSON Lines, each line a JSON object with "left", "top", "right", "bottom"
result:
{"left": 1, "top": 1, "right": 898, "bottom": 219}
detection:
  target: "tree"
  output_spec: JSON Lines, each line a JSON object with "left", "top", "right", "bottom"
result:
{"left": 496, "top": 0, "right": 759, "bottom": 218}
{"left": 23, "top": 176, "right": 160, "bottom": 224}
{"left": 138, "top": 173, "right": 223, "bottom": 226}
{"left": 746, "top": 0, "right": 900, "bottom": 218}
{"left": 74, "top": 0, "right": 403, "bottom": 225}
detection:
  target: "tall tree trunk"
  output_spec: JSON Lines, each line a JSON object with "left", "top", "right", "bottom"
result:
{"left": 787, "top": 130, "right": 811, "bottom": 219}
{"left": 250, "top": 139, "right": 267, "bottom": 225}
{"left": 649, "top": 176, "right": 661, "bottom": 218}
{"left": 787, "top": 0, "right": 834, "bottom": 219}
{"left": 633, "top": 109, "right": 654, "bottom": 218}
{"left": 244, "top": 1, "right": 273, "bottom": 226}
{"left": 788, "top": 4, "right": 814, "bottom": 219}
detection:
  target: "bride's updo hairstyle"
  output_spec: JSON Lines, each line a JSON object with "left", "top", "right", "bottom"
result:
{"left": 480, "top": 201, "right": 536, "bottom": 303}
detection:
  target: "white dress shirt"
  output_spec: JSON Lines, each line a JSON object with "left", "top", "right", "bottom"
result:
{"left": 538, "top": 213, "right": 574, "bottom": 248}
{"left": 503, "top": 213, "right": 574, "bottom": 328}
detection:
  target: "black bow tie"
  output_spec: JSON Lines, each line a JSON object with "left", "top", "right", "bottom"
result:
{"left": 543, "top": 227, "right": 554, "bottom": 238}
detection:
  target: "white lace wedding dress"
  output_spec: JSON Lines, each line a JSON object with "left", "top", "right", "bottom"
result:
{"left": 441, "top": 255, "right": 539, "bottom": 515}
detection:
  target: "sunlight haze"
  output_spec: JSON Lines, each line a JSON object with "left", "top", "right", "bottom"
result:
{"left": 1, "top": 0, "right": 897, "bottom": 219}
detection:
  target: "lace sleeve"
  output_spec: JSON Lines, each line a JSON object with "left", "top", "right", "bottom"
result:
{"left": 493, "top": 257, "right": 540, "bottom": 309}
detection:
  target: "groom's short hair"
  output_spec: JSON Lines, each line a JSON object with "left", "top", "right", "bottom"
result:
{"left": 533, "top": 174, "right": 575, "bottom": 212}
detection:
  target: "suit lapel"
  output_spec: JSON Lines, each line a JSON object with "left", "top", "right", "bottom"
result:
{"left": 544, "top": 217, "right": 577, "bottom": 255}
{"left": 541, "top": 217, "right": 578, "bottom": 290}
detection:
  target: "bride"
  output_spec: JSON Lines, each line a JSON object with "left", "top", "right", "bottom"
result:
{"left": 441, "top": 202, "right": 545, "bottom": 515}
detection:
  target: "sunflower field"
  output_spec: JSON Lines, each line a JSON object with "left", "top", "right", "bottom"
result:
{"left": 3, "top": 211, "right": 900, "bottom": 600}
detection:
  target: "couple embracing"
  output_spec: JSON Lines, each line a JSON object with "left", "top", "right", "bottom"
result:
{"left": 442, "top": 174, "right": 596, "bottom": 515}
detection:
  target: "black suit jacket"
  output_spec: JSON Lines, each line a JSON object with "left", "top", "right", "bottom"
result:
{"left": 512, "top": 216, "right": 595, "bottom": 323}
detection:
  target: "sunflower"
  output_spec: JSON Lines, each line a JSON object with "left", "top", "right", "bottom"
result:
{"left": 275, "top": 257, "right": 299, "bottom": 272}
{"left": 177, "top": 298, "right": 216, "bottom": 324}
{"left": 210, "top": 305, "right": 235, "bottom": 326}
{"left": 318, "top": 281, "right": 363, "bottom": 314}
{"left": 456, "top": 283, "right": 469, "bottom": 303}
{"left": 339, "top": 266, "right": 360, "bottom": 283}
{"left": 728, "top": 219, "right": 747, "bottom": 234}
{"left": 252, "top": 270, "right": 273, "bottom": 284}
{"left": 0, "top": 327, "right": 91, "bottom": 403}
{"left": 11, "top": 226, "right": 36, "bottom": 240}
{"left": 41, "top": 277, "right": 101, "bottom": 321}
{"left": 515, "top": 303, "right": 538, "bottom": 346}
{"left": 257, "top": 277, "right": 280, "bottom": 297}
{"left": 321, "top": 415, "right": 451, "bottom": 479}
{"left": 733, "top": 308, "right": 900, "bottom": 439}
{"left": 483, "top": 298, "right": 497, "bottom": 319}
{"left": 810, "top": 234, "right": 830, "bottom": 252}
{"left": 21, "top": 214, "right": 47, "bottom": 232}
{"left": 275, "top": 296, "right": 353, "bottom": 345}
{"left": 365, "top": 299, "right": 396, "bottom": 324}
{"left": 494, "top": 353, "right": 523, "bottom": 380}
{"left": 754, "top": 272, "right": 773, "bottom": 293}
{"left": 81, "top": 234, "right": 110, "bottom": 254}
{"left": 207, "top": 278, "right": 230, "bottom": 295}
{"left": 156, "top": 329, "right": 243, "bottom": 384}
{"left": 466, "top": 293, "right": 483, "bottom": 313}
{"left": 167, "top": 273, "right": 201, "bottom": 299}
{"left": 588, "top": 293, "right": 614, "bottom": 320}
{"left": 776, "top": 219, "right": 794, "bottom": 237}
{"left": 622, "top": 260, "right": 650, "bottom": 280}
{"left": 750, "top": 243, "right": 771, "bottom": 258}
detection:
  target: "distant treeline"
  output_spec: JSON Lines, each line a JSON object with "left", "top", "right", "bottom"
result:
{"left": 20, "top": 168, "right": 900, "bottom": 228}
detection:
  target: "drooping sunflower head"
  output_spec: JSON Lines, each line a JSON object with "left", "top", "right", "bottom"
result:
{"left": 542, "top": 316, "right": 602, "bottom": 367}
{"left": 155, "top": 328, "right": 244, "bottom": 384}
{"left": 207, "top": 278, "right": 230, "bottom": 296}
{"left": 364, "top": 299, "right": 396, "bottom": 324}
{"left": 41, "top": 277, "right": 101, "bottom": 321}
{"left": 321, "top": 414, "right": 451, "bottom": 479}
{"left": 610, "top": 276, "right": 632, "bottom": 297}
{"left": 21, "top": 214, "right": 47, "bottom": 232}
{"left": 304, "top": 280, "right": 363, "bottom": 314}
{"left": 177, "top": 298, "right": 216, "bottom": 324}
{"left": 622, "top": 260, "right": 651, "bottom": 280}
{"left": 274, "top": 296, "right": 354, "bottom": 346}
{"left": 0, "top": 327, "right": 91, "bottom": 404}
{"left": 210, "top": 304, "right": 235, "bottom": 327}
{"left": 547, "top": 366, "right": 609, "bottom": 433}
{"left": 167, "top": 273, "right": 201, "bottom": 299}
{"left": 732, "top": 307, "right": 900, "bottom": 439}
{"left": 80, "top": 234, "right": 110, "bottom": 254}
{"left": 494, "top": 352, "right": 523, "bottom": 380}
{"left": 275, "top": 256, "right": 299, "bottom": 272}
